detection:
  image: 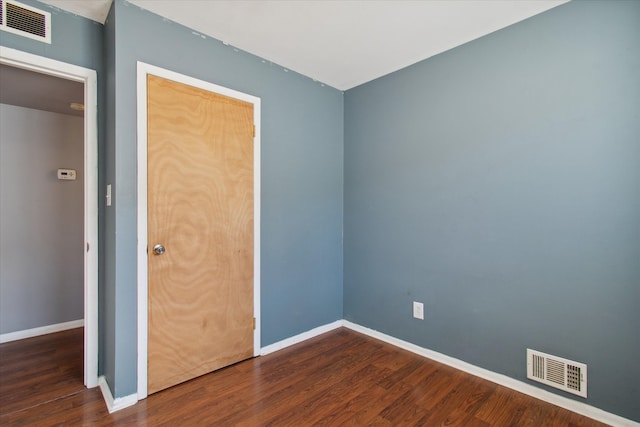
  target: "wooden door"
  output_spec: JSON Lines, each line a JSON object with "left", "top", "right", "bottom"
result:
{"left": 147, "top": 75, "right": 254, "bottom": 394}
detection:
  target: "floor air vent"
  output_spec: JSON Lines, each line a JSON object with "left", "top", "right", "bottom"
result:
{"left": 527, "top": 349, "right": 587, "bottom": 398}
{"left": 0, "top": 0, "right": 51, "bottom": 44}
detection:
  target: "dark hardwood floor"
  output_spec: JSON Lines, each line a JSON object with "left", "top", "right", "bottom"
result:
{"left": 0, "top": 327, "right": 84, "bottom": 416}
{"left": 0, "top": 327, "right": 610, "bottom": 426}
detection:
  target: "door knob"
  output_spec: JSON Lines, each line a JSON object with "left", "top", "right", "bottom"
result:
{"left": 153, "top": 244, "right": 166, "bottom": 255}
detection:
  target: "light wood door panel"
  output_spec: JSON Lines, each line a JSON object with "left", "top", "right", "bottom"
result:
{"left": 147, "top": 75, "right": 254, "bottom": 394}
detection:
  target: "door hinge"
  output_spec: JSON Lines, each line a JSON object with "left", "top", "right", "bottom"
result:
{"left": 252, "top": 124, "right": 256, "bottom": 138}
{"left": 86, "top": 242, "right": 89, "bottom": 252}
{"left": 253, "top": 317, "right": 256, "bottom": 330}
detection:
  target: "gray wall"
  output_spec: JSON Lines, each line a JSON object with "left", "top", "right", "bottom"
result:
{"left": 104, "top": 0, "right": 344, "bottom": 397}
{"left": 344, "top": 0, "right": 639, "bottom": 421}
{"left": 0, "top": 104, "right": 84, "bottom": 334}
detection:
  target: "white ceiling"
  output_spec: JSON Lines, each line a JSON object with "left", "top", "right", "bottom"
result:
{"left": 38, "top": 0, "right": 111, "bottom": 23}
{"left": 39, "top": 0, "right": 568, "bottom": 90}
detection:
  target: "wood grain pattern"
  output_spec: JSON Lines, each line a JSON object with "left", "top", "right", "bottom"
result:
{"left": 0, "top": 328, "right": 83, "bottom": 416}
{"left": 147, "top": 75, "right": 254, "bottom": 394}
{"left": 1, "top": 328, "right": 613, "bottom": 426}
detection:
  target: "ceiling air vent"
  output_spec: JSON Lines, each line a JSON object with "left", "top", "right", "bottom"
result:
{"left": 527, "top": 349, "right": 587, "bottom": 398}
{"left": 0, "top": 0, "right": 51, "bottom": 44}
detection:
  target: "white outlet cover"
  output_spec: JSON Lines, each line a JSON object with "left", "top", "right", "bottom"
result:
{"left": 413, "top": 301, "right": 424, "bottom": 320}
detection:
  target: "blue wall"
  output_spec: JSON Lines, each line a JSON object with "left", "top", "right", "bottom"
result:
{"left": 102, "top": 3, "right": 117, "bottom": 393}
{"left": 344, "top": 0, "right": 639, "bottom": 421}
{"left": 105, "top": 0, "right": 344, "bottom": 397}
{"left": 0, "top": 0, "right": 103, "bottom": 70}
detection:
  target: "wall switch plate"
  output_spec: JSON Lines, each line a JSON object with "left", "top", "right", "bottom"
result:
{"left": 413, "top": 301, "right": 424, "bottom": 320}
{"left": 106, "top": 184, "right": 112, "bottom": 206}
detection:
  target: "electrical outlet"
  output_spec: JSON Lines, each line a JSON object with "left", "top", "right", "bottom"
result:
{"left": 413, "top": 301, "right": 424, "bottom": 320}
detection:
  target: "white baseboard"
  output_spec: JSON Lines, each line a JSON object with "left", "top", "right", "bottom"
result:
{"left": 260, "top": 320, "right": 343, "bottom": 355}
{"left": 0, "top": 319, "right": 84, "bottom": 344}
{"left": 98, "top": 376, "right": 138, "bottom": 414}
{"left": 343, "top": 320, "right": 638, "bottom": 427}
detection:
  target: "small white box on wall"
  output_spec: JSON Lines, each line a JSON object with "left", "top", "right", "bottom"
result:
{"left": 57, "top": 168, "right": 77, "bottom": 180}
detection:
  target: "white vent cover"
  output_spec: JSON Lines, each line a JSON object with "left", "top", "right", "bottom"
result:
{"left": 0, "top": 0, "right": 51, "bottom": 44}
{"left": 527, "top": 349, "right": 587, "bottom": 398}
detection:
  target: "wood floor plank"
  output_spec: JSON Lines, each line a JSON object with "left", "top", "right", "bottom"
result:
{"left": 218, "top": 338, "right": 379, "bottom": 426}
{"left": 379, "top": 387, "right": 432, "bottom": 424}
{"left": 313, "top": 381, "right": 391, "bottom": 425}
{"left": 0, "top": 328, "right": 84, "bottom": 416}
{"left": 414, "top": 367, "right": 466, "bottom": 411}
{"left": 268, "top": 363, "right": 385, "bottom": 426}
{"left": 475, "top": 385, "right": 530, "bottom": 425}
{"left": 429, "top": 376, "right": 496, "bottom": 426}
{"left": 0, "top": 327, "right": 613, "bottom": 426}
{"left": 344, "top": 379, "right": 415, "bottom": 425}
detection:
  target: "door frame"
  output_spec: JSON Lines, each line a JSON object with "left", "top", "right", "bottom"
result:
{"left": 0, "top": 46, "right": 99, "bottom": 388}
{"left": 136, "top": 62, "right": 261, "bottom": 399}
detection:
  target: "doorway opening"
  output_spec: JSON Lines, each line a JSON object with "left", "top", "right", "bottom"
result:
{"left": 0, "top": 47, "right": 98, "bottom": 390}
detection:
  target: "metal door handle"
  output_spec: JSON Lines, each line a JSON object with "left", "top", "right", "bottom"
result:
{"left": 153, "top": 244, "right": 166, "bottom": 255}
